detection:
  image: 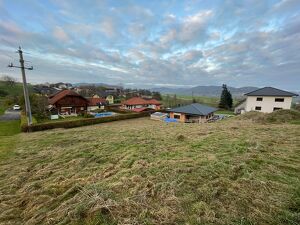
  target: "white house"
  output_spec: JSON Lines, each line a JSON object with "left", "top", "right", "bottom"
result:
{"left": 235, "top": 87, "right": 298, "bottom": 114}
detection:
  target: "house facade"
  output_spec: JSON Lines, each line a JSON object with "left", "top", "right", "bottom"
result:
{"left": 167, "top": 103, "right": 217, "bottom": 123}
{"left": 93, "top": 93, "right": 114, "bottom": 104}
{"left": 122, "top": 97, "right": 161, "bottom": 111}
{"left": 49, "top": 90, "right": 89, "bottom": 115}
{"left": 105, "top": 95, "right": 114, "bottom": 104}
{"left": 87, "top": 97, "right": 107, "bottom": 111}
{"left": 235, "top": 87, "right": 298, "bottom": 114}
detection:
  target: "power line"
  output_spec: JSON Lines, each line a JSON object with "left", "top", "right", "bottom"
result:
{"left": 8, "top": 46, "right": 33, "bottom": 126}
{"left": 3, "top": 53, "right": 15, "bottom": 60}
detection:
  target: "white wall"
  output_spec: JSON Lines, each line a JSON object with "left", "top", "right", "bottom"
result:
{"left": 245, "top": 96, "right": 292, "bottom": 113}
{"left": 87, "top": 105, "right": 104, "bottom": 111}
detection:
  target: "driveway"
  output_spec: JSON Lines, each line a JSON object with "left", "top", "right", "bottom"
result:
{"left": 0, "top": 109, "right": 21, "bottom": 121}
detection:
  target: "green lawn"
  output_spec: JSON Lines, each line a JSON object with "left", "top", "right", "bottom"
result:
{"left": 0, "top": 120, "right": 20, "bottom": 160}
{"left": 0, "top": 81, "right": 33, "bottom": 96}
{"left": 177, "top": 95, "right": 220, "bottom": 106}
{"left": 215, "top": 110, "right": 235, "bottom": 115}
{"left": 162, "top": 94, "right": 239, "bottom": 109}
{"left": 0, "top": 117, "right": 299, "bottom": 224}
{"left": 0, "top": 97, "right": 6, "bottom": 115}
{"left": 0, "top": 106, "right": 5, "bottom": 115}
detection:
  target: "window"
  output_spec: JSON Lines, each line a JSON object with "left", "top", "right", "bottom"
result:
{"left": 256, "top": 97, "right": 263, "bottom": 101}
{"left": 174, "top": 114, "right": 180, "bottom": 119}
{"left": 255, "top": 106, "right": 261, "bottom": 111}
{"left": 273, "top": 107, "right": 282, "bottom": 111}
{"left": 275, "top": 98, "right": 284, "bottom": 102}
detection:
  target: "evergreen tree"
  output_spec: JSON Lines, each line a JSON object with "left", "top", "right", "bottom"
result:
{"left": 219, "top": 84, "right": 233, "bottom": 109}
{"left": 225, "top": 88, "right": 233, "bottom": 109}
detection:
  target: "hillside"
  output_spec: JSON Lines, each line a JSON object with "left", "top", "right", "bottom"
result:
{"left": 0, "top": 81, "right": 34, "bottom": 114}
{"left": 0, "top": 117, "right": 299, "bottom": 224}
{"left": 152, "top": 85, "right": 259, "bottom": 97}
{"left": 0, "top": 81, "right": 25, "bottom": 96}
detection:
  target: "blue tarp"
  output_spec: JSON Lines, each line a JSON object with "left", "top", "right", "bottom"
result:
{"left": 164, "top": 118, "right": 178, "bottom": 123}
{"left": 94, "top": 112, "right": 114, "bottom": 118}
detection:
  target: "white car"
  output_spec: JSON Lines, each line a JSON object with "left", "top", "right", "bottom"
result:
{"left": 13, "top": 105, "right": 21, "bottom": 110}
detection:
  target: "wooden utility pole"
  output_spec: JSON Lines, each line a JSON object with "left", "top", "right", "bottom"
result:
{"left": 8, "top": 46, "right": 33, "bottom": 125}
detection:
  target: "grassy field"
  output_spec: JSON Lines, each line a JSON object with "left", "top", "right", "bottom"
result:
{"left": 0, "top": 117, "right": 299, "bottom": 224}
{"left": 0, "top": 81, "right": 33, "bottom": 96}
{"left": 0, "top": 120, "right": 20, "bottom": 160}
{"left": 215, "top": 110, "right": 235, "bottom": 115}
{"left": 0, "top": 97, "right": 6, "bottom": 115}
{"left": 0, "top": 81, "right": 33, "bottom": 114}
{"left": 176, "top": 95, "right": 221, "bottom": 107}
{"left": 162, "top": 94, "right": 240, "bottom": 109}
{"left": 162, "top": 94, "right": 220, "bottom": 108}
{"left": 0, "top": 106, "right": 5, "bottom": 115}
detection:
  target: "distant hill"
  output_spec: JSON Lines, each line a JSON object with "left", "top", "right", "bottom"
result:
{"left": 73, "top": 82, "right": 122, "bottom": 89}
{"left": 152, "top": 85, "right": 259, "bottom": 97}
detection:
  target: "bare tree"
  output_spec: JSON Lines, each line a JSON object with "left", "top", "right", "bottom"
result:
{"left": 0, "top": 75, "right": 17, "bottom": 86}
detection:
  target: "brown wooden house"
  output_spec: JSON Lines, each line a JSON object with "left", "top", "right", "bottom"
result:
{"left": 49, "top": 90, "right": 89, "bottom": 115}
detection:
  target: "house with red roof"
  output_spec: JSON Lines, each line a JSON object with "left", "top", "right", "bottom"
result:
{"left": 121, "top": 97, "right": 161, "bottom": 111}
{"left": 49, "top": 90, "right": 89, "bottom": 115}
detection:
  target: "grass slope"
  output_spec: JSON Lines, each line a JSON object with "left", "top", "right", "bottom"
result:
{"left": 0, "top": 81, "right": 34, "bottom": 115}
{"left": 0, "top": 97, "right": 6, "bottom": 115}
{"left": 0, "top": 81, "right": 26, "bottom": 96}
{"left": 0, "top": 118, "right": 299, "bottom": 224}
{"left": 0, "top": 120, "right": 20, "bottom": 160}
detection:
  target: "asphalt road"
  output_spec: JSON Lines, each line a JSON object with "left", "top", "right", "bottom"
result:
{"left": 0, "top": 109, "right": 21, "bottom": 121}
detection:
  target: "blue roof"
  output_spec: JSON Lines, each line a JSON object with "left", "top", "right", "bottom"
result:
{"left": 245, "top": 87, "right": 298, "bottom": 97}
{"left": 167, "top": 103, "right": 217, "bottom": 116}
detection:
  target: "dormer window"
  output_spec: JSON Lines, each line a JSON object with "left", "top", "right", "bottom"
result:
{"left": 256, "top": 97, "right": 263, "bottom": 101}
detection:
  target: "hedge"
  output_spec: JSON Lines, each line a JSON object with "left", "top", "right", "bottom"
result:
{"left": 21, "top": 112, "right": 150, "bottom": 132}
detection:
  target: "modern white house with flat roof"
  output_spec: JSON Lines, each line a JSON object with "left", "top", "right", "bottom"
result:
{"left": 235, "top": 87, "right": 298, "bottom": 114}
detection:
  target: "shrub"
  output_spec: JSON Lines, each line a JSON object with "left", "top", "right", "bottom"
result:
{"left": 83, "top": 113, "right": 94, "bottom": 118}
{"left": 0, "top": 89, "right": 8, "bottom": 97}
{"left": 264, "top": 109, "right": 300, "bottom": 123}
{"left": 21, "top": 112, "right": 150, "bottom": 132}
{"left": 19, "top": 94, "right": 50, "bottom": 121}
{"left": 105, "top": 106, "right": 133, "bottom": 114}
{"left": 238, "top": 109, "right": 300, "bottom": 124}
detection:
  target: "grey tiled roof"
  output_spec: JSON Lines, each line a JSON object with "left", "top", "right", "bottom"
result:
{"left": 245, "top": 87, "right": 298, "bottom": 96}
{"left": 167, "top": 103, "right": 217, "bottom": 116}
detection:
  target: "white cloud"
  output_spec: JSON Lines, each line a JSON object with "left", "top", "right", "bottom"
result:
{"left": 178, "top": 10, "right": 213, "bottom": 42}
{"left": 100, "top": 18, "right": 116, "bottom": 38}
{"left": 159, "top": 10, "right": 213, "bottom": 47}
{"left": 53, "top": 26, "right": 70, "bottom": 42}
{"left": 0, "top": 1, "right": 299, "bottom": 89}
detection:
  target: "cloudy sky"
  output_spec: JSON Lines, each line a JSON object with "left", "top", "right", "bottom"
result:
{"left": 0, "top": 0, "right": 300, "bottom": 90}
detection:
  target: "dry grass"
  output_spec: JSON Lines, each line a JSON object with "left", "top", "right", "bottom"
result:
{"left": 238, "top": 109, "right": 300, "bottom": 124}
{"left": 0, "top": 117, "right": 299, "bottom": 225}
